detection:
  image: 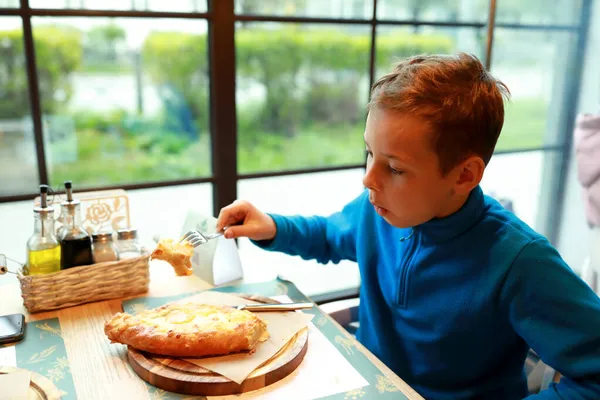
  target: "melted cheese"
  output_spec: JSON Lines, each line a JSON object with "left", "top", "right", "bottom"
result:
{"left": 136, "top": 303, "right": 256, "bottom": 334}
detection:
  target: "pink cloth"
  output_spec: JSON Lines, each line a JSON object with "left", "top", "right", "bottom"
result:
{"left": 574, "top": 113, "right": 600, "bottom": 227}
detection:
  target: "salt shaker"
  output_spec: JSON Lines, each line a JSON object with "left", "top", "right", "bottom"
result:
{"left": 92, "top": 232, "right": 119, "bottom": 263}
{"left": 116, "top": 228, "right": 142, "bottom": 259}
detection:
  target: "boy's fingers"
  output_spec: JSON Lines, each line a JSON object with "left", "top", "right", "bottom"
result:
{"left": 217, "top": 201, "right": 248, "bottom": 231}
{"left": 223, "top": 224, "right": 257, "bottom": 239}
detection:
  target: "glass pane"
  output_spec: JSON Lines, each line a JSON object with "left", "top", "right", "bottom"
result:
{"left": 235, "top": 0, "right": 373, "bottom": 19}
{"left": 0, "top": 0, "right": 19, "bottom": 7}
{"left": 237, "top": 170, "right": 364, "bottom": 299}
{"left": 236, "top": 23, "right": 370, "bottom": 174}
{"left": 128, "top": 183, "right": 213, "bottom": 248}
{"left": 0, "top": 18, "right": 40, "bottom": 196}
{"left": 377, "top": 0, "right": 489, "bottom": 22}
{"left": 481, "top": 151, "right": 546, "bottom": 231}
{"left": 496, "top": 0, "right": 582, "bottom": 26}
{"left": 31, "top": 18, "right": 211, "bottom": 189}
{"left": 376, "top": 26, "right": 485, "bottom": 77}
{"left": 491, "top": 29, "right": 578, "bottom": 150}
{"left": 30, "top": 0, "right": 207, "bottom": 12}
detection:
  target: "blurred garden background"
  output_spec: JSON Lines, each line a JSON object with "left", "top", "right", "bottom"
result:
{"left": 0, "top": 0, "right": 572, "bottom": 189}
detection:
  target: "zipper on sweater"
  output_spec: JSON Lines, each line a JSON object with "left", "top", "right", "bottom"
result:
{"left": 396, "top": 230, "right": 420, "bottom": 308}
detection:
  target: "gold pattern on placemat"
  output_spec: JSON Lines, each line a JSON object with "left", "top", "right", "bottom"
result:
{"left": 344, "top": 387, "right": 366, "bottom": 399}
{"left": 315, "top": 315, "right": 328, "bottom": 328}
{"left": 148, "top": 388, "right": 207, "bottom": 400}
{"left": 23, "top": 345, "right": 58, "bottom": 365}
{"left": 335, "top": 335, "right": 356, "bottom": 355}
{"left": 376, "top": 375, "right": 401, "bottom": 393}
{"left": 47, "top": 357, "right": 70, "bottom": 383}
{"left": 37, "top": 322, "right": 63, "bottom": 339}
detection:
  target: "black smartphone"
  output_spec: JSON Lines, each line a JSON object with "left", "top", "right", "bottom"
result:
{"left": 0, "top": 313, "right": 26, "bottom": 345}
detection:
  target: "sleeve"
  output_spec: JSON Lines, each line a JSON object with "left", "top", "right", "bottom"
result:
{"left": 500, "top": 238, "right": 600, "bottom": 399}
{"left": 250, "top": 191, "right": 368, "bottom": 265}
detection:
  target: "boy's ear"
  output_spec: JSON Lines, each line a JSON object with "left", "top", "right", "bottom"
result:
{"left": 453, "top": 156, "right": 485, "bottom": 195}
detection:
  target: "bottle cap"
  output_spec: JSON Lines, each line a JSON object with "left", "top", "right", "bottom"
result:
{"left": 92, "top": 232, "right": 113, "bottom": 242}
{"left": 35, "top": 184, "right": 53, "bottom": 214}
{"left": 64, "top": 181, "right": 74, "bottom": 203}
{"left": 117, "top": 228, "right": 138, "bottom": 241}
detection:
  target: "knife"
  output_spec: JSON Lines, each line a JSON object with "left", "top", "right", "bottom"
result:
{"left": 235, "top": 302, "right": 314, "bottom": 312}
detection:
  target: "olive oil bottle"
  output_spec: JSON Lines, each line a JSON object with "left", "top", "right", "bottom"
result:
{"left": 25, "top": 185, "right": 61, "bottom": 275}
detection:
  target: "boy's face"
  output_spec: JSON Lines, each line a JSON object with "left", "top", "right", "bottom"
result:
{"left": 363, "top": 107, "right": 467, "bottom": 228}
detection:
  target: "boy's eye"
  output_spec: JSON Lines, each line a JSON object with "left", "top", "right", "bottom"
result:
{"left": 389, "top": 166, "right": 403, "bottom": 175}
{"left": 365, "top": 149, "right": 373, "bottom": 158}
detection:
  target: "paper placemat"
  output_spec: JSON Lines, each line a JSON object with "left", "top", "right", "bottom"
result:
{"left": 1, "top": 318, "right": 75, "bottom": 399}
{"left": 123, "top": 279, "right": 413, "bottom": 399}
{"left": 0, "top": 369, "right": 30, "bottom": 400}
{"left": 202, "top": 295, "right": 369, "bottom": 400}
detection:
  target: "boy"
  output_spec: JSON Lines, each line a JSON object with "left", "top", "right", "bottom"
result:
{"left": 216, "top": 53, "right": 600, "bottom": 399}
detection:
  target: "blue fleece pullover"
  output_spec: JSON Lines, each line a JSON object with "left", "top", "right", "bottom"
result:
{"left": 253, "top": 186, "right": 600, "bottom": 399}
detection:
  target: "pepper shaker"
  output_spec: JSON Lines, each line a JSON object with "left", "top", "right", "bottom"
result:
{"left": 92, "top": 232, "right": 119, "bottom": 263}
{"left": 116, "top": 228, "right": 142, "bottom": 259}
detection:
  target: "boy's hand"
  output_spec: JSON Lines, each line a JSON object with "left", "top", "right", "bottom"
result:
{"left": 216, "top": 200, "right": 277, "bottom": 241}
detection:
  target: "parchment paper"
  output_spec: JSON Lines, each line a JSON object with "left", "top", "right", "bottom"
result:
{"left": 174, "top": 291, "right": 314, "bottom": 384}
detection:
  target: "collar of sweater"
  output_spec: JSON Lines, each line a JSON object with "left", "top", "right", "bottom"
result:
{"left": 414, "top": 185, "right": 486, "bottom": 244}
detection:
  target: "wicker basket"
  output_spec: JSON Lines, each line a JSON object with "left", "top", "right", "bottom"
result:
{"left": 18, "top": 255, "right": 150, "bottom": 313}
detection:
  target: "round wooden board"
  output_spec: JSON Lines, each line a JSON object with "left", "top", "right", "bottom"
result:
{"left": 0, "top": 366, "right": 64, "bottom": 400}
{"left": 128, "top": 327, "right": 308, "bottom": 396}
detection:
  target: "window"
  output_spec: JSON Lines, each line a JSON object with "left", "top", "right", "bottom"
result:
{"left": 377, "top": 0, "right": 489, "bottom": 23}
{"left": 31, "top": 17, "right": 211, "bottom": 189}
{"left": 235, "top": 0, "right": 373, "bottom": 19}
{"left": 0, "top": 17, "right": 39, "bottom": 196}
{"left": 237, "top": 170, "right": 364, "bottom": 300}
{"left": 0, "top": 0, "right": 594, "bottom": 280}
{"left": 480, "top": 151, "right": 548, "bottom": 228}
{"left": 495, "top": 0, "right": 582, "bottom": 25}
{"left": 235, "top": 22, "right": 370, "bottom": 174}
{"left": 376, "top": 26, "right": 486, "bottom": 75}
{"left": 0, "top": 0, "right": 18, "bottom": 7}
{"left": 29, "top": 0, "right": 207, "bottom": 12}
{"left": 491, "top": 29, "right": 578, "bottom": 150}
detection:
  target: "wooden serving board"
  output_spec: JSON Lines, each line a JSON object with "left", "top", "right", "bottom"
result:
{"left": 128, "top": 327, "right": 308, "bottom": 396}
{"left": 126, "top": 294, "right": 309, "bottom": 396}
{"left": 0, "top": 366, "right": 63, "bottom": 400}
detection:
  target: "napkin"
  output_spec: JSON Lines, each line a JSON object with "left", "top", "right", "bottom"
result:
{"left": 0, "top": 369, "right": 31, "bottom": 400}
{"left": 174, "top": 291, "right": 314, "bottom": 384}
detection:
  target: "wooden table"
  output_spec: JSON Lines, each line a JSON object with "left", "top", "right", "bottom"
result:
{"left": 0, "top": 262, "right": 424, "bottom": 400}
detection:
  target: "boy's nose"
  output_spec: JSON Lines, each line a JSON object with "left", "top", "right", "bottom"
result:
{"left": 363, "top": 165, "right": 381, "bottom": 192}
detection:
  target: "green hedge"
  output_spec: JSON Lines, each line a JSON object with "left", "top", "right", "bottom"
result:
{"left": 142, "top": 31, "right": 210, "bottom": 136}
{"left": 0, "top": 26, "right": 82, "bottom": 119}
{"left": 0, "top": 25, "right": 452, "bottom": 136}
{"left": 143, "top": 27, "right": 453, "bottom": 137}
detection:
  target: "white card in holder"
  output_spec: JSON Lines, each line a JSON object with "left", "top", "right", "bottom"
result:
{"left": 180, "top": 212, "right": 244, "bottom": 286}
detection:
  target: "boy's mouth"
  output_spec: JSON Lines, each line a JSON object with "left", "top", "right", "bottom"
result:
{"left": 369, "top": 199, "right": 388, "bottom": 216}
{"left": 374, "top": 205, "right": 388, "bottom": 216}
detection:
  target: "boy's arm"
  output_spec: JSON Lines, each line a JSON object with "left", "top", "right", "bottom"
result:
{"left": 250, "top": 191, "right": 367, "bottom": 264}
{"left": 500, "top": 238, "right": 600, "bottom": 399}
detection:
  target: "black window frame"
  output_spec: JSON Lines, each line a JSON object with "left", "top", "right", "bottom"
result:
{"left": 0, "top": 0, "right": 593, "bottom": 245}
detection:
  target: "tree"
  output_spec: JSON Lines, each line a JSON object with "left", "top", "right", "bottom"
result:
{"left": 237, "top": 0, "right": 308, "bottom": 27}
{"left": 84, "top": 23, "right": 127, "bottom": 67}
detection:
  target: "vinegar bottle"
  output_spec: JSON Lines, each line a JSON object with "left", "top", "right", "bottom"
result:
{"left": 25, "top": 185, "right": 61, "bottom": 275}
{"left": 58, "top": 181, "right": 94, "bottom": 269}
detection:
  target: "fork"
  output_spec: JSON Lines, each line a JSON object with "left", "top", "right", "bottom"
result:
{"left": 179, "top": 224, "right": 230, "bottom": 248}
